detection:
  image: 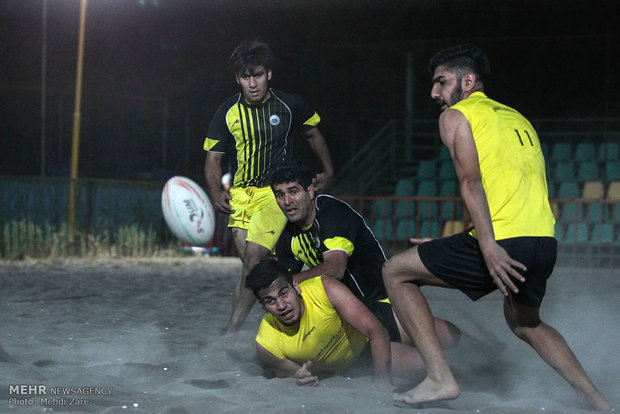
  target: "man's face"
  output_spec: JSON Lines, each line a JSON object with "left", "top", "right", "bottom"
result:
{"left": 430, "top": 65, "right": 463, "bottom": 111}
{"left": 235, "top": 65, "right": 272, "bottom": 105}
{"left": 257, "top": 276, "right": 304, "bottom": 326}
{"left": 273, "top": 181, "right": 315, "bottom": 227}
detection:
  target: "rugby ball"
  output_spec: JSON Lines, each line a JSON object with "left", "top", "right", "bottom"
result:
{"left": 161, "top": 176, "right": 215, "bottom": 245}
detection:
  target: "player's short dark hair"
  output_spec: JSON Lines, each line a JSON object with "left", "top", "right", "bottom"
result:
{"left": 428, "top": 44, "right": 491, "bottom": 83}
{"left": 269, "top": 161, "right": 313, "bottom": 191}
{"left": 228, "top": 40, "right": 275, "bottom": 75}
{"left": 246, "top": 258, "right": 294, "bottom": 299}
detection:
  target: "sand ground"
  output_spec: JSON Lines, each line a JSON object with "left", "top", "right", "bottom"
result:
{"left": 0, "top": 257, "right": 618, "bottom": 413}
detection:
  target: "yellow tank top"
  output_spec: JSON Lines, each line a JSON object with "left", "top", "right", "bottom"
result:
{"left": 255, "top": 276, "right": 368, "bottom": 373}
{"left": 450, "top": 92, "right": 555, "bottom": 239}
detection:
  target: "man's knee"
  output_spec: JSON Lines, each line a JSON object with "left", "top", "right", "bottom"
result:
{"left": 382, "top": 248, "right": 425, "bottom": 288}
{"left": 504, "top": 296, "right": 542, "bottom": 338}
{"left": 382, "top": 257, "right": 407, "bottom": 288}
{"left": 243, "top": 242, "right": 271, "bottom": 270}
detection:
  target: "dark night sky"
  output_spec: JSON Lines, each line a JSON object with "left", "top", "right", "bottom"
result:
{"left": 1, "top": 0, "right": 619, "bottom": 180}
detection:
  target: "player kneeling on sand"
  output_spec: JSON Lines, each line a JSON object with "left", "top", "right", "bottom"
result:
{"left": 246, "top": 258, "right": 460, "bottom": 389}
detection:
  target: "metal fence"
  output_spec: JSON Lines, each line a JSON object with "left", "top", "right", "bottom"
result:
{"left": 2, "top": 176, "right": 618, "bottom": 266}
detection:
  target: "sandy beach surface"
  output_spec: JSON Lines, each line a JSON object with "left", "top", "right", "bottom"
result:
{"left": 0, "top": 257, "right": 617, "bottom": 413}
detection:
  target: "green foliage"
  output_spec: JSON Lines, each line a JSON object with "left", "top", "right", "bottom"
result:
{"left": 0, "top": 219, "right": 181, "bottom": 259}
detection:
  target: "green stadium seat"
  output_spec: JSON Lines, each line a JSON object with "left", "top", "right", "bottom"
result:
{"left": 554, "top": 221, "right": 564, "bottom": 241}
{"left": 557, "top": 182, "right": 581, "bottom": 199}
{"left": 417, "top": 180, "right": 438, "bottom": 196}
{"left": 576, "top": 161, "right": 600, "bottom": 182}
{"left": 562, "top": 202, "right": 584, "bottom": 222}
{"left": 373, "top": 218, "right": 393, "bottom": 241}
{"left": 545, "top": 162, "right": 553, "bottom": 182}
{"left": 396, "top": 218, "right": 416, "bottom": 241}
{"left": 589, "top": 222, "right": 614, "bottom": 247}
{"left": 394, "top": 179, "right": 415, "bottom": 219}
{"left": 438, "top": 160, "right": 456, "bottom": 180}
{"left": 587, "top": 202, "right": 609, "bottom": 223}
{"left": 549, "top": 142, "right": 573, "bottom": 163}
{"left": 611, "top": 203, "right": 620, "bottom": 224}
{"left": 563, "top": 222, "right": 589, "bottom": 245}
{"left": 605, "top": 160, "right": 620, "bottom": 182}
{"left": 439, "top": 180, "right": 458, "bottom": 197}
{"left": 553, "top": 160, "right": 576, "bottom": 182}
{"left": 441, "top": 200, "right": 462, "bottom": 221}
{"left": 547, "top": 181, "right": 556, "bottom": 199}
{"left": 416, "top": 160, "right": 437, "bottom": 180}
{"left": 417, "top": 180, "right": 438, "bottom": 220}
{"left": 372, "top": 199, "right": 393, "bottom": 218}
{"left": 394, "top": 178, "right": 415, "bottom": 196}
{"left": 598, "top": 142, "right": 619, "bottom": 161}
{"left": 439, "top": 180, "right": 461, "bottom": 220}
{"left": 574, "top": 142, "right": 597, "bottom": 161}
{"left": 396, "top": 199, "right": 415, "bottom": 218}
{"left": 540, "top": 141, "right": 550, "bottom": 159}
{"left": 420, "top": 219, "right": 441, "bottom": 238}
{"left": 438, "top": 145, "right": 451, "bottom": 160}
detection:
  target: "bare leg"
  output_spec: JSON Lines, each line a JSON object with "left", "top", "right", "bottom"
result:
{"left": 383, "top": 246, "right": 460, "bottom": 404}
{"left": 394, "top": 311, "right": 461, "bottom": 350}
{"left": 504, "top": 295, "right": 611, "bottom": 411}
{"left": 389, "top": 341, "right": 425, "bottom": 381}
{"left": 223, "top": 228, "right": 270, "bottom": 334}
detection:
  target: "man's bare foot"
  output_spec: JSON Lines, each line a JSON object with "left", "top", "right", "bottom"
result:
{"left": 393, "top": 376, "right": 459, "bottom": 406}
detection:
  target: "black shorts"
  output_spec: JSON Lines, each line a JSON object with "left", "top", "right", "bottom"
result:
{"left": 418, "top": 233, "right": 557, "bottom": 307}
{"left": 359, "top": 297, "right": 401, "bottom": 342}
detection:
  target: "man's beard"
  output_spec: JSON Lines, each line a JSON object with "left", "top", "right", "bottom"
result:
{"left": 449, "top": 82, "right": 463, "bottom": 107}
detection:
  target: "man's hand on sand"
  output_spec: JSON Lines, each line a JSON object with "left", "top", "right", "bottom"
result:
{"left": 295, "top": 361, "right": 319, "bottom": 386}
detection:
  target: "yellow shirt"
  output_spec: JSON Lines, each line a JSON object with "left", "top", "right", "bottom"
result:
{"left": 255, "top": 276, "right": 368, "bottom": 373}
{"left": 450, "top": 92, "right": 555, "bottom": 240}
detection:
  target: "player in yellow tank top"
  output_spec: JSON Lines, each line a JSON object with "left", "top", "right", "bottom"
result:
{"left": 450, "top": 91, "right": 555, "bottom": 240}
{"left": 382, "top": 45, "right": 611, "bottom": 410}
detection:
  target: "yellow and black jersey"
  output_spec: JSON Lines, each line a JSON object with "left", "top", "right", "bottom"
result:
{"left": 203, "top": 89, "right": 321, "bottom": 188}
{"left": 276, "top": 195, "right": 388, "bottom": 301}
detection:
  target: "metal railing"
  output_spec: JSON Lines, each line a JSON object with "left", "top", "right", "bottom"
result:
{"left": 2, "top": 176, "right": 619, "bottom": 267}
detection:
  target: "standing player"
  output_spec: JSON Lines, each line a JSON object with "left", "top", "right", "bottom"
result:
{"left": 382, "top": 45, "right": 611, "bottom": 410}
{"left": 204, "top": 40, "right": 334, "bottom": 334}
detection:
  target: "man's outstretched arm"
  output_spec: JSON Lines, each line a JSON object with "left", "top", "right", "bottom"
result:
{"left": 292, "top": 250, "right": 348, "bottom": 284}
{"left": 322, "top": 276, "right": 394, "bottom": 391}
{"left": 255, "top": 343, "right": 318, "bottom": 386}
{"left": 305, "top": 127, "right": 334, "bottom": 192}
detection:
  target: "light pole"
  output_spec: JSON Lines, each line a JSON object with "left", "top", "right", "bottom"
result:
{"left": 68, "top": 0, "right": 88, "bottom": 235}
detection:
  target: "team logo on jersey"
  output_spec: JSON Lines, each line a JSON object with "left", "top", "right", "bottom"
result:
{"left": 269, "top": 115, "right": 281, "bottom": 126}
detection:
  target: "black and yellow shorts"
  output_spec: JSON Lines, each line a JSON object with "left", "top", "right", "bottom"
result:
{"left": 228, "top": 186, "right": 287, "bottom": 250}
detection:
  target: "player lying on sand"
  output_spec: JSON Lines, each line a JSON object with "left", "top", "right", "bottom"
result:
{"left": 246, "top": 258, "right": 460, "bottom": 389}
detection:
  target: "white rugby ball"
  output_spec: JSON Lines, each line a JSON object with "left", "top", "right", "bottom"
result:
{"left": 161, "top": 176, "right": 215, "bottom": 245}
